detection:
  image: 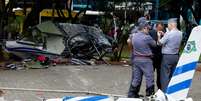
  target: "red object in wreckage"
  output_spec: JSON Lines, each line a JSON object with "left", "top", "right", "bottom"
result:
{"left": 37, "top": 55, "right": 46, "bottom": 62}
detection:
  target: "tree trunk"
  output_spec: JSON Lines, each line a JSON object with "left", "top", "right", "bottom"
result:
{"left": 66, "top": 0, "right": 73, "bottom": 22}
{"left": 0, "top": 0, "right": 5, "bottom": 12}
{"left": 0, "top": 0, "right": 6, "bottom": 61}
{"left": 0, "top": 0, "right": 5, "bottom": 39}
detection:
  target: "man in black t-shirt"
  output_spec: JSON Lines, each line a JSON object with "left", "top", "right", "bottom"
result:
{"left": 149, "top": 22, "right": 164, "bottom": 89}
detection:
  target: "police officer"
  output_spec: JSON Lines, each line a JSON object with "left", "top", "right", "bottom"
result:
{"left": 127, "top": 17, "right": 148, "bottom": 65}
{"left": 158, "top": 18, "right": 183, "bottom": 92}
{"left": 128, "top": 20, "right": 156, "bottom": 98}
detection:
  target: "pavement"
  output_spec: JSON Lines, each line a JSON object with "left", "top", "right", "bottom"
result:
{"left": 0, "top": 65, "right": 201, "bottom": 101}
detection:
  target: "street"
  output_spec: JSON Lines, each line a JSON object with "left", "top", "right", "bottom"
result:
{"left": 0, "top": 65, "right": 201, "bottom": 101}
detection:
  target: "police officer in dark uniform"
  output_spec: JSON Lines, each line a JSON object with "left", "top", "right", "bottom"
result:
{"left": 128, "top": 19, "right": 156, "bottom": 98}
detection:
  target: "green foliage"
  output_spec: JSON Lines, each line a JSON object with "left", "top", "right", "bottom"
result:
{"left": 4, "top": 17, "right": 20, "bottom": 33}
{"left": 0, "top": 46, "right": 10, "bottom": 61}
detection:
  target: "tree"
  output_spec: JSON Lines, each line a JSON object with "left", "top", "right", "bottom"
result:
{"left": 23, "top": 0, "right": 52, "bottom": 30}
{"left": 23, "top": 0, "right": 95, "bottom": 31}
{"left": 159, "top": 0, "right": 201, "bottom": 24}
{"left": 156, "top": 0, "right": 201, "bottom": 43}
{"left": 0, "top": 0, "right": 17, "bottom": 39}
{"left": 94, "top": 0, "right": 149, "bottom": 61}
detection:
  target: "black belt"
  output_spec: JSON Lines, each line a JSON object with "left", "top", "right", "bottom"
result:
{"left": 134, "top": 55, "right": 152, "bottom": 58}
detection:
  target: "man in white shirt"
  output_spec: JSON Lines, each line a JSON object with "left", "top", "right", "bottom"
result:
{"left": 158, "top": 18, "right": 183, "bottom": 92}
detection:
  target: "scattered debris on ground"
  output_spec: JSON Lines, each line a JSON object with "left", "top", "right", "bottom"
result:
{"left": 0, "top": 56, "right": 130, "bottom": 71}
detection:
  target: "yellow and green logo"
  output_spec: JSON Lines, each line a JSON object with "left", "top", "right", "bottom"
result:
{"left": 184, "top": 41, "right": 197, "bottom": 53}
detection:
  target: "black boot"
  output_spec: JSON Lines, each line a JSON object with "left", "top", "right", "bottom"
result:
{"left": 128, "top": 85, "right": 140, "bottom": 98}
{"left": 146, "top": 85, "right": 155, "bottom": 96}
